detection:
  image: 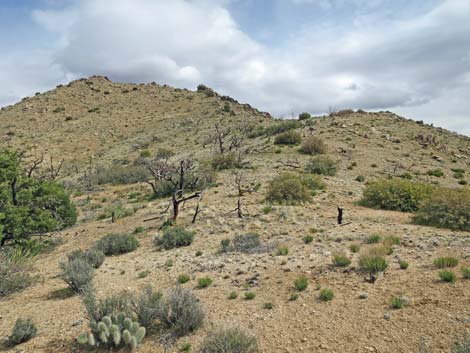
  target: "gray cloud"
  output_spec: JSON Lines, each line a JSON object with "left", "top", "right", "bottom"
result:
{"left": 1, "top": 0, "right": 469, "bottom": 135}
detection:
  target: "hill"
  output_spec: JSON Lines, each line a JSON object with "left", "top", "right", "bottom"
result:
{"left": 0, "top": 77, "right": 469, "bottom": 353}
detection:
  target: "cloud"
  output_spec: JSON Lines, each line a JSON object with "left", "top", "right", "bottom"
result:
{"left": 1, "top": 0, "right": 469, "bottom": 135}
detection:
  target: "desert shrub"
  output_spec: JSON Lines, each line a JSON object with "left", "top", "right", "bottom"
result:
{"left": 200, "top": 327, "right": 258, "bottom": 353}
{"left": 439, "top": 270, "right": 456, "bottom": 283}
{"left": 433, "top": 257, "right": 459, "bottom": 268}
{"left": 305, "top": 156, "right": 337, "bottom": 176}
{"left": 274, "top": 130, "right": 302, "bottom": 145}
{"left": 96, "top": 203, "right": 136, "bottom": 221}
{"left": 9, "top": 318, "right": 37, "bottom": 345}
{"left": 0, "top": 150, "right": 76, "bottom": 246}
{"left": 231, "top": 233, "right": 261, "bottom": 253}
{"left": 158, "top": 286, "right": 205, "bottom": 337}
{"left": 303, "top": 235, "right": 314, "bottom": 244}
{"left": 359, "top": 255, "right": 387, "bottom": 279}
{"left": 390, "top": 296, "right": 410, "bottom": 309}
{"left": 95, "top": 234, "right": 139, "bottom": 256}
{"left": 82, "top": 288, "right": 135, "bottom": 326}
{"left": 155, "top": 227, "right": 195, "bottom": 250}
{"left": 413, "top": 188, "right": 470, "bottom": 231}
{"left": 244, "top": 291, "right": 256, "bottom": 300}
{"left": 91, "top": 165, "right": 148, "bottom": 185}
{"left": 300, "top": 136, "right": 327, "bottom": 155}
{"left": 319, "top": 288, "right": 334, "bottom": 301}
{"left": 349, "top": 244, "right": 360, "bottom": 253}
{"left": 211, "top": 152, "right": 240, "bottom": 170}
{"left": 60, "top": 257, "right": 94, "bottom": 293}
{"left": 399, "top": 261, "right": 409, "bottom": 270}
{"left": 294, "top": 276, "right": 308, "bottom": 291}
{"left": 68, "top": 248, "right": 105, "bottom": 269}
{"left": 427, "top": 169, "right": 444, "bottom": 177}
{"left": 332, "top": 252, "right": 351, "bottom": 267}
{"left": 220, "top": 239, "right": 231, "bottom": 252}
{"left": 266, "top": 173, "right": 311, "bottom": 205}
{"left": 249, "top": 120, "right": 302, "bottom": 138}
{"left": 298, "top": 112, "right": 311, "bottom": 120}
{"left": 462, "top": 267, "right": 470, "bottom": 279}
{"left": 382, "top": 235, "right": 401, "bottom": 247}
{"left": 366, "top": 244, "right": 392, "bottom": 257}
{"left": 132, "top": 285, "right": 162, "bottom": 329}
{"left": 228, "top": 291, "right": 238, "bottom": 300}
{"left": 360, "top": 179, "right": 434, "bottom": 212}
{"left": 301, "top": 174, "right": 326, "bottom": 191}
{"left": 178, "top": 274, "right": 191, "bottom": 284}
{"left": 0, "top": 250, "right": 32, "bottom": 297}
{"left": 356, "top": 175, "right": 365, "bottom": 182}
{"left": 197, "top": 277, "right": 213, "bottom": 289}
{"left": 277, "top": 245, "right": 289, "bottom": 256}
{"left": 366, "top": 234, "right": 381, "bottom": 244}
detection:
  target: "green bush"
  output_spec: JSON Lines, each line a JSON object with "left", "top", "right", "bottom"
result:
{"left": 277, "top": 245, "right": 289, "bottom": 256}
{"left": 356, "top": 175, "right": 365, "bottom": 182}
{"left": 244, "top": 291, "right": 256, "bottom": 300}
{"left": 298, "top": 112, "right": 311, "bottom": 120}
{"left": 399, "top": 261, "right": 409, "bottom": 270}
{"left": 366, "top": 234, "right": 381, "bottom": 244}
{"left": 232, "top": 233, "right": 261, "bottom": 253}
{"left": 178, "top": 274, "right": 191, "bottom": 284}
{"left": 294, "top": 276, "right": 308, "bottom": 291}
{"left": 319, "top": 288, "right": 334, "bottom": 301}
{"left": 266, "top": 173, "right": 312, "bottom": 205}
{"left": 274, "top": 130, "right": 302, "bottom": 145}
{"left": 9, "top": 318, "right": 37, "bottom": 345}
{"left": 0, "top": 150, "right": 76, "bottom": 246}
{"left": 462, "top": 267, "right": 470, "bottom": 279}
{"left": 68, "top": 248, "right": 105, "bottom": 269}
{"left": 303, "top": 235, "right": 314, "bottom": 244}
{"left": 60, "top": 257, "right": 94, "bottom": 293}
{"left": 359, "top": 255, "right": 388, "bottom": 279}
{"left": 197, "top": 277, "right": 213, "bottom": 289}
{"left": 427, "top": 169, "right": 444, "bottom": 177}
{"left": 95, "top": 234, "right": 139, "bottom": 255}
{"left": 228, "top": 291, "right": 238, "bottom": 300}
{"left": 439, "top": 270, "right": 456, "bottom": 283}
{"left": 413, "top": 188, "right": 470, "bottom": 231}
{"left": 158, "top": 286, "right": 205, "bottom": 337}
{"left": 390, "top": 296, "right": 409, "bottom": 309}
{"left": 332, "top": 252, "right": 351, "bottom": 267}
{"left": 305, "top": 156, "right": 337, "bottom": 176}
{"left": 155, "top": 227, "right": 195, "bottom": 250}
{"left": 349, "top": 244, "right": 360, "bottom": 253}
{"left": 200, "top": 327, "right": 258, "bottom": 353}
{"left": 299, "top": 136, "right": 327, "bottom": 155}
{"left": 433, "top": 257, "right": 459, "bottom": 269}
{"left": 360, "top": 179, "right": 434, "bottom": 212}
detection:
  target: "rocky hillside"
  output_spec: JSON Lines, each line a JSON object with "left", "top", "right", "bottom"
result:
{"left": 0, "top": 77, "right": 469, "bottom": 353}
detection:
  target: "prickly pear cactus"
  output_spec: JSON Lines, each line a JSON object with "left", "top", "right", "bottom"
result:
{"left": 77, "top": 313, "right": 145, "bottom": 350}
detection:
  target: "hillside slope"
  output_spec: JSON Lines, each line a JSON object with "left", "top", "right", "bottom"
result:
{"left": 0, "top": 77, "right": 469, "bottom": 353}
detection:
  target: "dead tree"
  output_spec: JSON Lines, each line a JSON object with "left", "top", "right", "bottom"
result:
{"left": 45, "top": 155, "right": 64, "bottom": 180}
{"left": 227, "top": 172, "right": 256, "bottom": 218}
{"left": 146, "top": 157, "right": 202, "bottom": 221}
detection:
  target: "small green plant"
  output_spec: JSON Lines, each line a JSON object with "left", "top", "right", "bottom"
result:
{"left": 197, "top": 277, "right": 213, "bottom": 289}
{"left": 220, "top": 238, "right": 231, "bottom": 252}
{"left": 359, "top": 255, "right": 388, "bottom": 281}
{"left": 200, "top": 327, "right": 258, "bottom": 353}
{"left": 244, "top": 291, "right": 256, "bottom": 300}
{"left": 305, "top": 156, "right": 337, "bottom": 176}
{"left": 262, "top": 205, "right": 273, "bottom": 214}
{"left": 298, "top": 112, "right": 311, "bottom": 120}
{"left": 195, "top": 250, "right": 203, "bottom": 257}
{"left": 266, "top": 172, "right": 312, "bottom": 205}
{"left": 390, "top": 296, "right": 410, "bottom": 309}
{"left": 349, "top": 244, "right": 360, "bottom": 253}
{"left": 155, "top": 227, "right": 195, "bottom": 250}
{"left": 277, "top": 245, "right": 289, "bottom": 256}
{"left": 263, "top": 302, "right": 273, "bottom": 310}
{"left": 178, "top": 274, "right": 191, "bottom": 284}
{"left": 399, "top": 261, "right": 409, "bottom": 270}
{"left": 9, "top": 318, "right": 37, "bottom": 345}
{"left": 356, "top": 175, "right": 365, "bottom": 182}
{"left": 133, "top": 226, "right": 145, "bottom": 234}
{"left": 289, "top": 293, "right": 299, "bottom": 301}
{"left": 434, "top": 257, "right": 459, "bottom": 268}
{"left": 137, "top": 270, "right": 150, "bottom": 279}
{"left": 427, "top": 169, "right": 444, "bottom": 177}
{"left": 95, "top": 234, "right": 139, "bottom": 255}
{"left": 180, "top": 342, "right": 192, "bottom": 351}
{"left": 461, "top": 267, "right": 470, "bottom": 279}
{"left": 366, "top": 234, "right": 381, "bottom": 244}
{"left": 67, "top": 248, "right": 105, "bottom": 269}
{"left": 294, "top": 276, "right": 308, "bottom": 291}
{"left": 332, "top": 252, "right": 351, "bottom": 267}
{"left": 319, "top": 288, "right": 334, "bottom": 301}
{"left": 382, "top": 235, "right": 401, "bottom": 247}
{"left": 303, "top": 235, "right": 314, "bottom": 244}
{"left": 439, "top": 270, "right": 456, "bottom": 283}
{"left": 228, "top": 291, "right": 238, "bottom": 300}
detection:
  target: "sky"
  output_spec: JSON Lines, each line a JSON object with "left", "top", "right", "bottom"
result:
{"left": 0, "top": 0, "right": 469, "bottom": 135}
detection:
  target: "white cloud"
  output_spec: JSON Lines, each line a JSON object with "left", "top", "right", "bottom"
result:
{"left": 0, "top": 0, "right": 469, "bottom": 135}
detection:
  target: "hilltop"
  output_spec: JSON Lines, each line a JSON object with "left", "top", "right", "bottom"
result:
{"left": 0, "top": 77, "right": 469, "bottom": 353}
